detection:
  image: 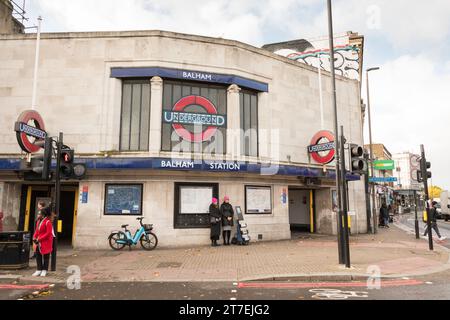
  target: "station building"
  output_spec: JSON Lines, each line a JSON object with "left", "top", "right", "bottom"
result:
{"left": 0, "top": 29, "right": 367, "bottom": 249}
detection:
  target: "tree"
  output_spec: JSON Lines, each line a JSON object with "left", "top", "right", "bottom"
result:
{"left": 429, "top": 185, "right": 443, "bottom": 199}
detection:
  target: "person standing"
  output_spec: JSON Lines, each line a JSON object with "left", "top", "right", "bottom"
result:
{"left": 380, "top": 203, "right": 390, "bottom": 228}
{"left": 31, "top": 209, "right": 44, "bottom": 260}
{"left": 32, "top": 204, "right": 53, "bottom": 277}
{"left": 209, "top": 198, "right": 221, "bottom": 247}
{"left": 220, "top": 196, "right": 234, "bottom": 246}
{"left": 424, "top": 201, "right": 447, "bottom": 241}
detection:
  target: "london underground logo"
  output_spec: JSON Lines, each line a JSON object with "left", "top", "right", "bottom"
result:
{"left": 163, "top": 95, "right": 226, "bottom": 143}
{"left": 14, "top": 110, "right": 47, "bottom": 154}
{"left": 308, "top": 130, "right": 336, "bottom": 164}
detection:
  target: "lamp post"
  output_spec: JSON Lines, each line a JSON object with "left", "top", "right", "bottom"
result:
{"left": 366, "top": 67, "right": 380, "bottom": 234}
{"left": 327, "top": 0, "right": 345, "bottom": 265}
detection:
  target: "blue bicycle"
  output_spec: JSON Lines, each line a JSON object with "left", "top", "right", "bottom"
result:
{"left": 108, "top": 217, "right": 158, "bottom": 251}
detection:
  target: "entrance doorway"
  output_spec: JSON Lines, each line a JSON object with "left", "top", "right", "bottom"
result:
{"left": 21, "top": 185, "right": 78, "bottom": 247}
{"left": 289, "top": 189, "right": 314, "bottom": 235}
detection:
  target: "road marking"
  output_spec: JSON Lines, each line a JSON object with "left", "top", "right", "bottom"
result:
{"left": 230, "top": 297, "right": 237, "bottom": 300}
{"left": 238, "top": 279, "right": 424, "bottom": 289}
{"left": 310, "top": 289, "right": 369, "bottom": 300}
{"left": 425, "top": 282, "right": 433, "bottom": 285}
{"left": 231, "top": 290, "right": 237, "bottom": 293}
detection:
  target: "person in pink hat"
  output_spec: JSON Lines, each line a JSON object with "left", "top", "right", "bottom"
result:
{"left": 209, "top": 197, "right": 222, "bottom": 247}
{"left": 220, "top": 196, "right": 235, "bottom": 245}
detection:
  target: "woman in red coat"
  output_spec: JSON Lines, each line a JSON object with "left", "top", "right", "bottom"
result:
{"left": 32, "top": 204, "right": 53, "bottom": 277}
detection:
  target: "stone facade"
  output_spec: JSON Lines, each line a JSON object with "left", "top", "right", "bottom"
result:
{"left": 0, "top": 30, "right": 366, "bottom": 249}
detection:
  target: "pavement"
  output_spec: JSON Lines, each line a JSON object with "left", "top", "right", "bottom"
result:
{"left": 1, "top": 220, "right": 450, "bottom": 287}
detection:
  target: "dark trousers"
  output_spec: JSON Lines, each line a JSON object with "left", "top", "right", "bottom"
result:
{"left": 424, "top": 222, "right": 442, "bottom": 238}
{"left": 223, "top": 230, "right": 231, "bottom": 244}
{"left": 36, "top": 247, "right": 50, "bottom": 271}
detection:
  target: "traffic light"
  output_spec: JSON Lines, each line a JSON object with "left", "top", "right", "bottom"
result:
{"left": 60, "top": 148, "right": 74, "bottom": 180}
{"left": 418, "top": 157, "right": 432, "bottom": 183}
{"left": 348, "top": 144, "right": 366, "bottom": 174}
{"left": 59, "top": 148, "right": 86, "bottom": 180}
{"left": 22, "top": 136, "right": 53, "bottom": 181}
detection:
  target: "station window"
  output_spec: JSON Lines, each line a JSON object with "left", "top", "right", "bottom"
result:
{"left": 245, "top": 185, "right": 272, "bottom": 214}
{"left": 162, "top": 81, "right": 227, "bottom": 154}
{"left": 120, "top": 81, "right": 151, "bottom": 151}
{"left": 104, "top": 184, "right": 143, "bottom": 216}
{"left": 240, "top": 90, "right": 259, "bottom": 157}
{"left": 174, "top": 183, "right": 219, "bottom": 228}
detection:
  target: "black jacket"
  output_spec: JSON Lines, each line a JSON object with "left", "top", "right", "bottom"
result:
{"left": 430, "top": 207, "right": 438, "bottom": 222}
{"left": 380, "top": 206, "right": 389, "bottom": 219}
{"left": 209, "top": 204, "right": 221, "bottom": 223}
{"left": 220, "top": 203, "right": 234, "bottom": 227}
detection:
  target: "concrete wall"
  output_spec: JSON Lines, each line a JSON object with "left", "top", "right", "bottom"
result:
{"left": 0, "top": 182, "right": 21, "bottom": 231}
{"left": 74, "top": 176, "right": 291, "bottom": 249}
{"left": 0, "top": 0, "right": 24, "bottom": 35}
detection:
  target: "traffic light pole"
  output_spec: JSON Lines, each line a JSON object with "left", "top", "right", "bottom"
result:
{"left": 340, "top": 126, "right": 351, "bottom": 268}
{"left": 51, "top": 132, "right": 62, "bottom": 271}
{"left": 420, "top": 144, "right": 433, "bottom": 251}
{"left": 414, "top": 190, "right": 420, "bottom": 239}
{"left": 364, "top": 153, "right": 372, "bottom": 233}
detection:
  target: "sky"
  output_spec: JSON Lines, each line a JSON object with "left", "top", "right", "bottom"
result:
{"left": 21, "top": 0, "right": 450, "bottom": 190}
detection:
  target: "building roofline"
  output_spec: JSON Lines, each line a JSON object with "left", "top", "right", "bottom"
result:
{"left": 0, "top": 29, "right": 358, "bottom": 84}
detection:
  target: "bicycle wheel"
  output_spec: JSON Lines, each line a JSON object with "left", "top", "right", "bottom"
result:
{"left": 140, "top": 232, "right": 158, "bottom": 251}
{"left": 109, "top": 232, "right": 127, "bottom": 251}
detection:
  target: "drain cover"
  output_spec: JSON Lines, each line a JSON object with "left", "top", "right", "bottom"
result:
{"left": 157, "top": 262, "right": 182, "bottom": 268}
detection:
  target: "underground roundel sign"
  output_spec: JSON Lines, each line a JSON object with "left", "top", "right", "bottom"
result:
{"left": 14, "top": 110, "right": 47, "bottom": 154}
{"left": 163, "top": 95, "right": 226, "bottom": 143}
{"left": 308, "top": 130, "right": 336, "bottom": 164}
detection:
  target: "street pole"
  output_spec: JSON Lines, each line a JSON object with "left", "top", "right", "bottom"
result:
{"left": 327, "top": 0, "right": 345, "bottom": 265}
{"left": 364, "top": 152, "right": 372, "bottom": 233}
{"left": 340, "top": 126, "right": 351, "bottom": 268}
{"left": 420, "top": 145, "right": 433, "bottom": 251}
{"left": 31, "top": 16, "right": 42, "bottom": 111}
{"left": 366, "top": 67, "right": 380, "bottom": 233}
{"left": 414, "top": 190, "right": 420, "bottom": 239}
{"left": 51, "top": 132, "right": 62, "bottom": 271}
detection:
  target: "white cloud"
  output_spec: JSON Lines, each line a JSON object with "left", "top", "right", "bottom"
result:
{"left": 365, "top": 55, "right": 450, "bottom": 189}
{"left": 308, "top": 0, "right": 450, "bottom": 50}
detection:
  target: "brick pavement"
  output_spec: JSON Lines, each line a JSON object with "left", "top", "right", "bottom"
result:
{"left": 2, "top": 225, "right": 449, "bottom": 284}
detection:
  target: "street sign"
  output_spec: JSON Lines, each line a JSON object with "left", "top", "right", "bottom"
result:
{"left": 373, "top": 160, "right": 395, "bottom": 170}
{"left": 369, "top": 177, "right": 398, "bottom": 183}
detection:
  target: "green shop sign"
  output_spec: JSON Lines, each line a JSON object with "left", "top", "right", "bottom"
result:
{"left": 373, "top": 160, "right": 395, "bottom": 170}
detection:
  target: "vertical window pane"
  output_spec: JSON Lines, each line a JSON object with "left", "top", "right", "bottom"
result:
{"left": 244, "top": 93, "right": 251, "bottom": 156}
{"left": 140, "top": 83, "right": 151, "bottom": 151}
{"left": 240, "top": 91, "right": 259, "bottom": 157}
{"left": 182, "top": 85, "right": 191, "bottom": 97}
{"left": 120, "top": 84, "right": 132, "bottom": 151}
{"left": 130, "top": 84, "right": 142, "bottom": 151}
{"left": 120, "top": 81, "right": 151, "bottom": 152}
{"left": 162, "top": 84, "right": 173, "bottom": 151}
{"left": 250, "top": 94, "right": 258, "bottom": 157}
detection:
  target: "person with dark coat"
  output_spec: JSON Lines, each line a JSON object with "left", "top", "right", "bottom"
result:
{"left": 209, "top": 198, "right": 221, "bottom": 247}
{"left": 220, "top": 196, "right": 234, "bottom": 246}
{"left": 379, "top": 203, "right": 390, "bottom": 228}
{"left": 424, "top": 201, "right": 446, "bottom": 241}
